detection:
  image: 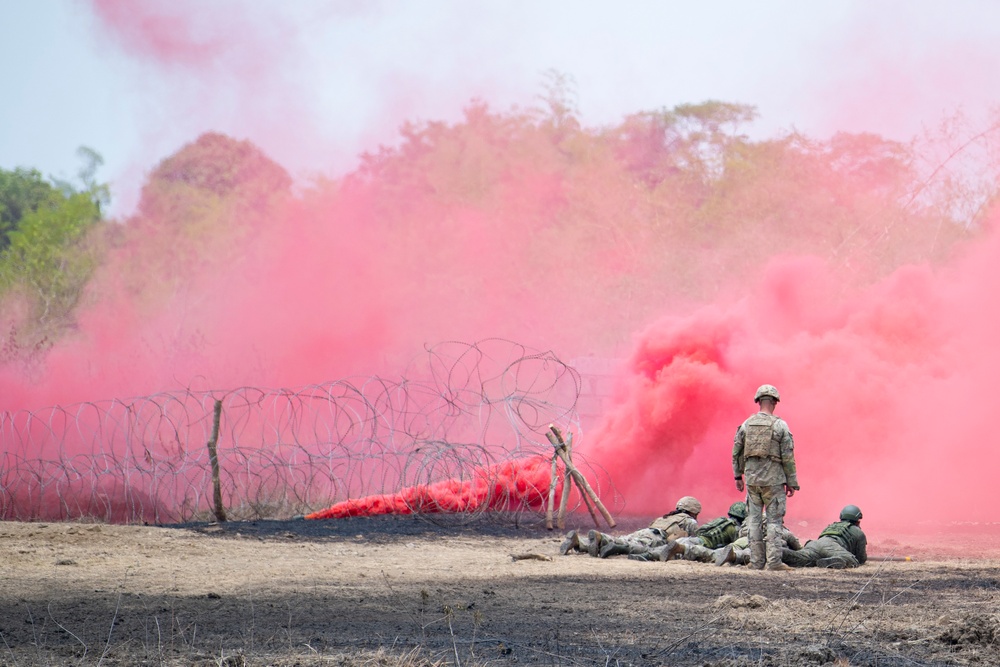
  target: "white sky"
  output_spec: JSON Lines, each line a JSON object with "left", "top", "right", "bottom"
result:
{"left": 2, "top": 1, "right": 999, "bottom": 214}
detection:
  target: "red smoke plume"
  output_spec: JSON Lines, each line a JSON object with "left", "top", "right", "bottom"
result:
{"left": 306, "top": 456, "right": 554, "bottom": 519}
{"left": 588, "top": 227, "right": 1000, "bottom": 529}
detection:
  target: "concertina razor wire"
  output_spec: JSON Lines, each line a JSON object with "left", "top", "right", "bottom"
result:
{"left": 0, "top": 339, "right": 620, "bottom": 525}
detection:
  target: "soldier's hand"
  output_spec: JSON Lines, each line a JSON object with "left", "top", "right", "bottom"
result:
{"left": 784, "top": 484, "right": 795, "bottom": 498}
{"left": 735, "top": 478, "right": 745, "bottom": 492}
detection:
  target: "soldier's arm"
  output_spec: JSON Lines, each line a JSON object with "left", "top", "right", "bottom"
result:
{"left": 732, "top": 425, "right": 746, "bottom": 478}
{"left": 683, "top": 516, "right": 699, "bottom": 535}
{"left": 778, "top": 423, "right": 800, "bottom": 489}
{"left": 783, "top": 529, "right": 803, "bottom": 551}
{"left": 854, "top": 528, "right": 868, "bottom": 565}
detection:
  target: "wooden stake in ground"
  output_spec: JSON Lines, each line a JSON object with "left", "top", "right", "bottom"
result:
{"left": 556, "top": 432, "right": 573, "bottom": 530}
{"left": 206, "top": 399, "right": 227, "bottom": 522}
{"left": 545, "top": 424, "right": 616, "bottom": 529}
{"left": 545, "top": 454, "right": 559, "bottom": 530}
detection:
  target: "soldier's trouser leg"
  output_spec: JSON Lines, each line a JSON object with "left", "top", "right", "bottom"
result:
{"left": 746, "top": 486, "right": 769, "bottom": 568}
{"left": 684, "top": 542, "right": 715, "bottom": 563}
{"left": 763, "top": 488, "right": 787, "bottom": 567}
{"left": 747, "top": 488, "right": 763, "bottom": 567}
{"left": 783, "top": 543, "right": 821, "bottom": 567}
{"left": 632, "top": 528, "right": 669, "bottom": 551}
{"left": 812, "top": 537, "right": 859, "bottom": 568}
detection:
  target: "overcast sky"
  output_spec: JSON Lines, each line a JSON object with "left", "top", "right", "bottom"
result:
{"left": 3, "top": 1, "right": 999, "bottom": 214}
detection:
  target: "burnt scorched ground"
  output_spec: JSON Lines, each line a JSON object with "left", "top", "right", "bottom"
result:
{"left": 0, "top": 516, "right": 998, "bottom": 666}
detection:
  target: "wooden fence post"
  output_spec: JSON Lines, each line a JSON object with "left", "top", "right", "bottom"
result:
{"left": 206, "top": 399, "right": 227, "bottom": 522}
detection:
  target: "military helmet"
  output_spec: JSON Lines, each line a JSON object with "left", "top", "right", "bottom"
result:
{"left": 840, "top": 504, "right": 863, "bottom": 522}
{"left": 675, "top": 496, "right": 702, "bottom": 516}
{"left": 754, "top": 384, "right": 780, "bottom": 403}
{"left": 727, "top": 501, "right": 748, "bottom": 521}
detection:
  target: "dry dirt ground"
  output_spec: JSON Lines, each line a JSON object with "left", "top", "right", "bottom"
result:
{"left": 1, "top": 515, "right": 998, "bottom": 667}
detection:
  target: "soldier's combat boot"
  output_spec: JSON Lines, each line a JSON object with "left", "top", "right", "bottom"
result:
{"left": 661, "top": 540, "right": 686, "bottom": 561}
{"left": 817, "top": 557, "right": 848, "bottom": 569}
{"left": 714, "top": 545, "right": 736, "bottom": 566}
{"left": 587, "top": 530, "right": 605, "bottom": 558}
{"left": 559, "top": 530, "right": 580, "bottom": 555}
{"left": 765, "top": 562, "right": 793, "bottom": 571}
{"left": 599, "top": 541, "right": 630, "bottom": 558}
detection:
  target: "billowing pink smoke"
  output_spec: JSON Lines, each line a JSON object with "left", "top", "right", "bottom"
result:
{"left": 4, "top": 2, "right": 997, "bottom": 537}
{"left": 588, "top": 223, "right": 1000, "bottom": 528}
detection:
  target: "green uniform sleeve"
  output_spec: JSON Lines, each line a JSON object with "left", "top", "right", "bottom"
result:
{"left": 724, "top": 522, "right": 737, "bottom": 546}
{"left": 852, "top": 526, "right": 868, "bottom": 565}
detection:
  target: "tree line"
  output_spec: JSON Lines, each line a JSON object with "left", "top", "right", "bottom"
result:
{"left": 2, "top": 92, "right": 997, "bottom": 372}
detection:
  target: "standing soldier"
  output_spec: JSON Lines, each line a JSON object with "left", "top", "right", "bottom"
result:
{"left": 732, "top": 384, "right": 800, "bottom": 571}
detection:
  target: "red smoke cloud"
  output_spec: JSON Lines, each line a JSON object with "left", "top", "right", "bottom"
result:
{"left": 306, "top": 456, "right": 554, "bottom": 519}
{"left": 588, "top": 224, "right": 1000, "bottom": 529}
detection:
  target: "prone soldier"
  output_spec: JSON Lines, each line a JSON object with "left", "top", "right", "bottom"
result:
{"left": 782, "top": 505, "right": 867, "bottom": 569}
{"left": 628, "top": 501, "right": 748, "bottom": 562}
{"left": 559, "top": 496, "right": 701, "bottom": 557}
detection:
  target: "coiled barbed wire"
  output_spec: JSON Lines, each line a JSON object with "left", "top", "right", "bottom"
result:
{"left": 0, "top": 339, "right": 619, "bottom": 525}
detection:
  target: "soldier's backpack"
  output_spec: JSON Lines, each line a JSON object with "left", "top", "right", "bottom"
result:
{"left": 696, "top": 517, "right": 736, "bottom": 549}
{"left": 650, "top": 513, "right": 693, "bottom": 540}
{"left": 819, "top": 521, "right": 852, "bottom": 543}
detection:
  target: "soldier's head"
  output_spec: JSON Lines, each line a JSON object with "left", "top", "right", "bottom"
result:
{"left": 675, "top": 496, "right": 702, "bottom": 518}
{"left": 754, "top": 384, "right": 780, "bottom": 411}
{"left": 727, "top": 501, "right": 748, "bottom": 522}
{"left": 839, "top": 504, "right": 863, "bottom": 524}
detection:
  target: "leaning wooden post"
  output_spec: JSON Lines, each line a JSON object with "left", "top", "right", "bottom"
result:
{"left": 544, "top": 428, "right": 598, "bottom": 526}
{"left": 206, "top": 399, "right": 227, "bottom": 522}
{"left": 556, "top": 432, "right": 573, "bottom": 529}
{"left": 545, "top": 453, "right": 559, "bottom": 530}
{"left": 545, "top": 424, "right": 616, "bottom": 529}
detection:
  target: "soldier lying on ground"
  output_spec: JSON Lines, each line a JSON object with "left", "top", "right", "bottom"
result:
{"left": 714, "top": 520, "right": 802, "bottom": 566}
{"left": 781, "top": 504, "right": 867, "bottom": 569}
{"left": 625, "top": 501, "right": 748, "bottom": 562}
{"left": 559, "top": 496, "right": 701, "bottom": 557}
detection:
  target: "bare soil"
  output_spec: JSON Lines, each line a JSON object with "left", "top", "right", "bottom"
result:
{"left": 1, "top": 516, "right": 998, "bottom": 666}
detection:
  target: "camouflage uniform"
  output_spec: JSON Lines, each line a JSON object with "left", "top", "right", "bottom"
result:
{"left": 560, "top": 496, "right": 701, "bottom": 558}
{"left": 658, "top": 515, "right": 743, "bottom": 562}
{"left": 732, "top": 397, "right": 799, "bottom": 569}
{"left": 783, "top": 520, "right": 867, "bottom": 568}
{"left": 599, "top": 510, "right": 699, "bottom": 556}
{"left": 715, "top": 522, "right": 802, "bottom": 566}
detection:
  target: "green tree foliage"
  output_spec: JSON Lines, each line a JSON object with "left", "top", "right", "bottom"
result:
{"left": 0, "top": 192, "right": 103, "bottom": 325}
{"left": 8, "top": 93, "right": 996, "bottom": 368}
{"left": 0, "top": 149, "right": 109, "bottom": 349}
{"left": 0, "top": 167, "right": 63, "bottom": 252}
